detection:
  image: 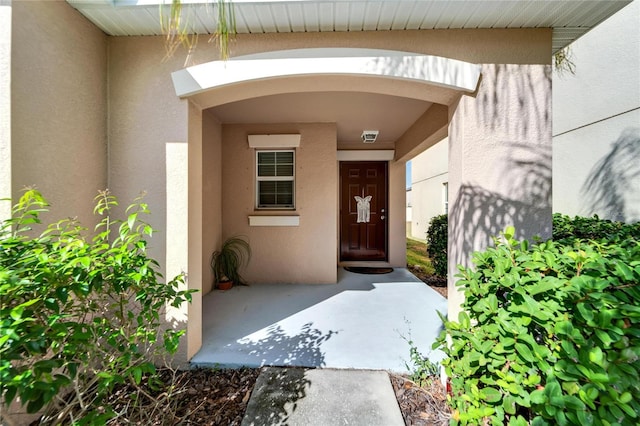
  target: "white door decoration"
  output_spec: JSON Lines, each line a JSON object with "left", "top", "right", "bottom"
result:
{"left": 354, "top": 195, "right": 372, "bottom": 223}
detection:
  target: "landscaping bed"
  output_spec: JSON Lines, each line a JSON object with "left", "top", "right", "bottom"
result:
{"left": 50, "top": 368, "right": 449, "bottom": 426}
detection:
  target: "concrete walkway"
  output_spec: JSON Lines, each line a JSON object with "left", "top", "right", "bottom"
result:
{"left": 241, "top": 367, "right": 404, "bottom": 426}
{"left": 191, "top": 267, "right": 447, "bottom": 373}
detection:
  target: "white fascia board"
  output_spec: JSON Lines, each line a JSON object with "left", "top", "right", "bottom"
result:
{"left": 172, "top": 50, "right": 481, "bottom": 98}
{"left": 337, "top": 150, "right": 395, "bottom": 161}
{"left": 248, "top": 134, "right": 301, "bottom": 148}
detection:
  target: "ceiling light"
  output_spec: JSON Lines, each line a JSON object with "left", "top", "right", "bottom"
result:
{"left": 361, "top": 130, "right": 379, "bottom": 143}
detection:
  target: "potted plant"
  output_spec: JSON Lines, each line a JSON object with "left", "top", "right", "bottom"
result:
{"left": 210, "top": 235, "right": 252, "bottom": 290}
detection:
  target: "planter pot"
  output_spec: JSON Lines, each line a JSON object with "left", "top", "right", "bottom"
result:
{"left": 217, "top": 281, "right": 233, "bottom": 291}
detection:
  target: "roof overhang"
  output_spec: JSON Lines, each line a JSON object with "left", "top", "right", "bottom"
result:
{"left": 67, "top": 0, "right": 633, "bottom": 53}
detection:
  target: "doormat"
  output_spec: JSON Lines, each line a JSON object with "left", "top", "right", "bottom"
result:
{"left": 344, "top": 266, "right": 394, "bottom": 274}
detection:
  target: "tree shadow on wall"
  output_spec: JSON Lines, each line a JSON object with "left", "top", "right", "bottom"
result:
{"left": 238, "top": 323, "right": 337, "bottom": 426}
{"left": 581, "top": 128, "right": 640, "bottom": 222}
{"left": 449, "top": 184, "right": 552, "bottom": 270}
{"left": 477, "top": 64, "right": 552, "bottom": 140}
{"left": 450, "top": 143, "right": 552, "bottom": 270}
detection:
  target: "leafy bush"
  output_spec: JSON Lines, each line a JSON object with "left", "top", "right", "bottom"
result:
{"left": 434, "top": 226, "right": 640, "bottom": 425}
{"left": 0, "top": 189, "right": 194, "bottom": 423}
{"left": 553, "top": 213, "right": 640, "bottom": 245}
{"left": 427, "top": 214, "right": 448, "bottom": 277}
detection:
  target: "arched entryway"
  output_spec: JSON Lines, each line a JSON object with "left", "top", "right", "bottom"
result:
{"left": 172, "top": 47, "right": 482, "bottom": 360}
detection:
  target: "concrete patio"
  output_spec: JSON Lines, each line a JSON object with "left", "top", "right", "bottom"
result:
{"left": 191, "top": 268, "right": 447, "bottom": 373}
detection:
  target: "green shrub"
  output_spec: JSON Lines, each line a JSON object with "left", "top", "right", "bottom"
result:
{"left": 552, "top": 213, "right": 640, "bottom": 244}
{"left": 427, "top": 214, "right": 448, "bottom": 277}
{"left": 434, "top": 226, "right": 640, "bottom": 425}
{"left": 0, "top": 189, "right": 194, "bottom": 423}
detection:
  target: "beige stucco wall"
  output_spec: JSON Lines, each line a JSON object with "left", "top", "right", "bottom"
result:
{"left": 11, "top": 0, "right": 107, "bottom": 228}
{"left": 388, "top": 160, "right": 407, "bottom": 267}
{"left": 219, "top": 123, "right": 338, "bottom": 284}
{"left": 0, "top": 0, "right": 10, "bottom": 221}
{"left": 201, "top": 109, "right": 223, "bottom": 294}
{"left": 448, "top": 64, "right": 553, "bottom": 318}
{"left": 107, "top": 36, "right": 213, "bottom": 274}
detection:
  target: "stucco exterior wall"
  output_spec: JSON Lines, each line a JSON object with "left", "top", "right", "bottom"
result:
{"left": 108, "top": 36, "right": 194, "bottom": 269}
{"left": 220, "top": 123, "right": 338, "bottom": 284}
{"left": 0, "top": 0, "right": 10, "bottom": 221}
{"left": 448, "top": 64, "right": 553, "bottom": 318}
{"left": 411, "top": 138, "right": 448, "bottom": 240}
{"left": 201, "top": 110, "right": 223, "bottom": 294}
{"left": 11, "top": 0, "right": 107, "bottom": 227}
{"left": 553, "top": 0, "right": 640, "bottom": 223}
{"left": 388, "top": 160, "right": 408, "bottom": 266}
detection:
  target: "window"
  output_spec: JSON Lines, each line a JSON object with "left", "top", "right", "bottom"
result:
{"left": 256, "top": 150, "right": 295, "bottom": 209}
{"left": 443, "top": 182, "right": 449, "bottom": 214}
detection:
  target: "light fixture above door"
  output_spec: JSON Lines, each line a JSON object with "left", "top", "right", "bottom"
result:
{"left": 361, "top": 130, "right": 379, "bottom": 143}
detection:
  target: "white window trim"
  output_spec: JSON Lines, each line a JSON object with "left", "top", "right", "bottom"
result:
{"left": 255, "top": 149, "right": 296, "bottom": 210}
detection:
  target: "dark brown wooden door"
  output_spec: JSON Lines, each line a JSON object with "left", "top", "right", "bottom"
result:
{"left": 340, "top": 161, "right": 388, "bottom": 261}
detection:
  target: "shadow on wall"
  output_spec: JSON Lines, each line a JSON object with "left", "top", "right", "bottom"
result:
{"left": 581, "top": 128, "right": 640, "bottom": 223}
{"left": 449, "top": 143, "right": 552, "bottom": 270}
{"left": 477, "top": 64, "right": 552, "bottom": 139}
{"left": 449, "top": 184, "right": 552, "bottom": 270}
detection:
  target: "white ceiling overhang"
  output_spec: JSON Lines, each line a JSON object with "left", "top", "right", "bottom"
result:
{"left": 67, "top": 0, "right": 632, "bottom": 53}
{"left": 172, "top": 48, "right": 481, "bottom": 101}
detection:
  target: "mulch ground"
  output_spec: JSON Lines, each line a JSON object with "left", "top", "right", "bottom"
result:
{"left": 97, "top": 368, "right": 450, "bottom": 425}
{"left": 407, "top": 265, "right": 448, "bottom": 298}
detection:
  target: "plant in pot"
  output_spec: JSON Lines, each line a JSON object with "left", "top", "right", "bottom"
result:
{"left": 210, "top": 235, "right": 252, "bottom": 290}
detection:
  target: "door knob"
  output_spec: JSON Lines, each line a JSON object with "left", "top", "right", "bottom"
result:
{"left": 381, "top": 215, "right": 385, "bottom": 220}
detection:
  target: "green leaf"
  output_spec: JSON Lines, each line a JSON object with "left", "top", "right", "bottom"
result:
{"left": 530, "top": 389, "right": 546, "bottom": 405}
{"left": 480, "top": 387, "right": 502, "bottom": 403}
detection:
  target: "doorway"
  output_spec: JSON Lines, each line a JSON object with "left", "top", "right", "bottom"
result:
{"left": 339, "top": 161, "right": 388, "bottom": 261}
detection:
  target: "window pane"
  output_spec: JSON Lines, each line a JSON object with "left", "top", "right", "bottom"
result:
{"left": 258, "top": 164, "right": 276, "bottom": 176}
{"left": 275, "top": 164, "right": 294, "bottom": 176}
{"left": 258, "top": 180, "right": 293, "bottom": 207}
{"left": 258, "top": 151, "right": 275, "bottom": 163}
{"left": 276, "top": 151, "right": 294, "bottom": 163}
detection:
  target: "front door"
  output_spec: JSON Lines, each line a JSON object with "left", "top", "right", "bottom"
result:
{"left": 340, "top": 161, "right": 388, "bottom": 261}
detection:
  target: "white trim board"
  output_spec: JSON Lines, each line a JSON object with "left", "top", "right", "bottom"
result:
{"left": 249, "top": 215, "right": 300, "bottom": 227}
{"left": 248, "top": 134, "right": 301, "bottom": 148}
{"left": 337, "top": 150, "right": 395, "bottom": 161}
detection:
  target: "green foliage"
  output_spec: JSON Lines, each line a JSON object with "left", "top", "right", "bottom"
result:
{"left": 426, "top": 214, "right": 448, "bottom": 277}
{"left": 0, "top": 189, "right": 194, "bottom": 423}
{"left": 553, "top": 213, "right": 640, "bottom": 245}
{"left": 406, "top": 238, "right": 436, "bottom": 275}
{"left": 407, "top": 343, "right": 440, "bottom": 388}
{"left": 434, "top": 226, "right": 640, "bottom": 425}
{"left": 210, "top": 235, "right": 251, "bottom": 287}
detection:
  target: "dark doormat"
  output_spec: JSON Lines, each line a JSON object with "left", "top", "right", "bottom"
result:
{"left": 344, "top": 266, "right": 394, "bottom": 274}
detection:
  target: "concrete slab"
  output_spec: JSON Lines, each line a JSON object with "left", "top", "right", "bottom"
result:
{"left": 191, "top": 268, "right": 447, "bottom": 373}
{"left": 241, "top": 367, "right": 404, "bottom": 426}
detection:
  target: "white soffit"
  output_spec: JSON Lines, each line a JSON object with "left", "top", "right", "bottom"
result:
{"left": 171, "top": 48, "right": 481, "bottom": 98}
{"left": 248, "top": 134, "right": 301, "bottom": 148}
{"left": 67, "top": 0, "right": 632, "bottom": 53}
